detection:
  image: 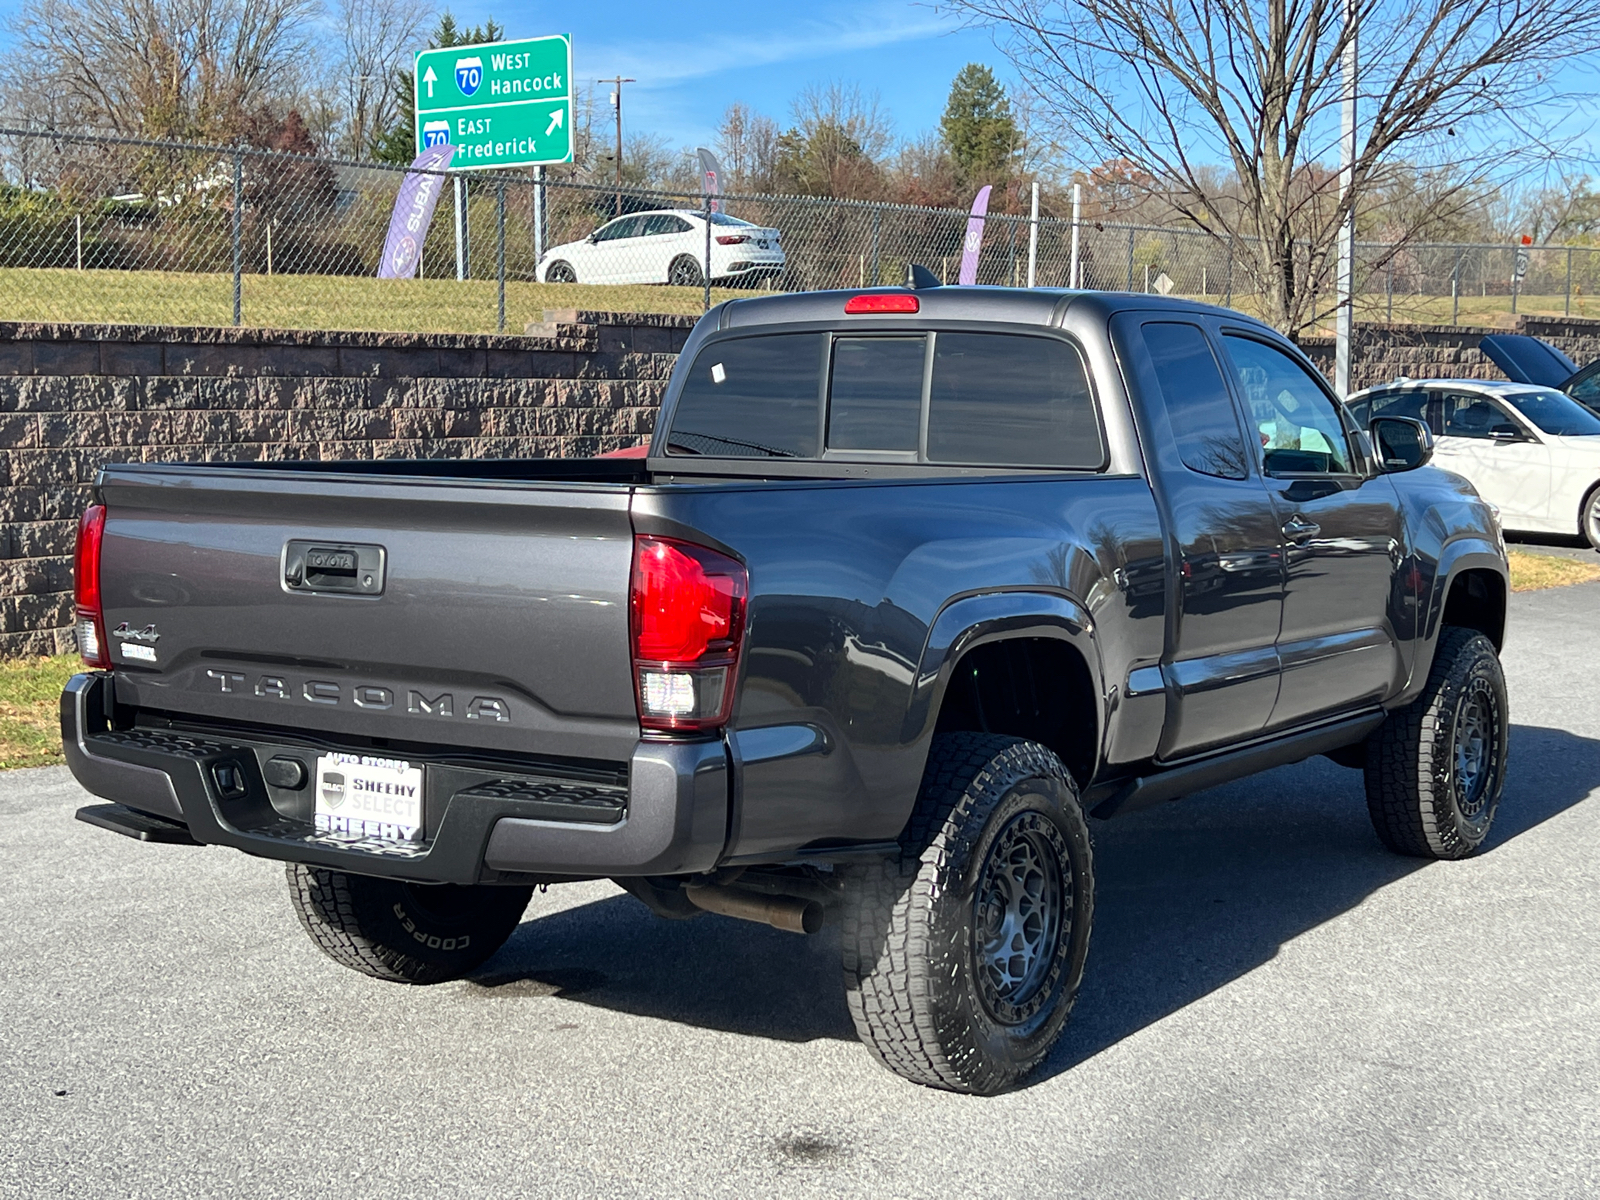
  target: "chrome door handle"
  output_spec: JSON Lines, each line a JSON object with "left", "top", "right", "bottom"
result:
{"left": 1282, "top": 517, "right": 1321, "bottom": 542}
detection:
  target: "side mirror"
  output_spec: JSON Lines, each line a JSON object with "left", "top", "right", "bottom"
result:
{"left": 1369, "top": 416, "right": 1434, "bottom": 473}
{"left": 1489, "top": 424, "right": 1527, "bottom": 443}
{"left": 586, "top": 233, "right": 600, "bottom": 244}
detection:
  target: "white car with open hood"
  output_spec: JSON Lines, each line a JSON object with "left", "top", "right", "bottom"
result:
{"left": 536, "top": 209, "right": 784, "bottom": 287}
{"left": 1347, "top": 377, "right": 1600, "bottom": 547}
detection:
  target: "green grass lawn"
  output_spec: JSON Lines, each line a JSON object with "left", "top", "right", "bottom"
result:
{"left": 1, "top": 266, "right": 1589, "bottom": 336}
{"left": 0, "top": 655, "right": 80, "bottom": 769}
{"left": 0, "top": 267, "right": 749, "bottom": 335}
{"left": 1176, "top": 291, "right": 1596, "bottom": 332}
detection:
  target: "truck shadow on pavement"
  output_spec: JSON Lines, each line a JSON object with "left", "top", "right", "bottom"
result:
{"left": 471, "top": 723, "right": 1599, "bottom": 1074}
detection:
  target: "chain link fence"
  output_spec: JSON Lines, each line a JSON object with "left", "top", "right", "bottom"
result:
{"left": 2, "top": 125, "right": 1597, "bottom": 335}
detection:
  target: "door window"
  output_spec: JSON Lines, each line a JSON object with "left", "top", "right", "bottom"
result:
{"left": 1357, "top": 388, "right": 1432, "bottom": 428}
{"left": 642, "top": 214, "right": 692, "bottom": 236}
{"left": 1142, "top": 322, "right": 1251, "bottom": 479}
{"left": 1440, "top": 393, "right": 1519, "bottom": 439}
{"left": 593, "top": 217, "right": 641, "bottom": 242}
{"left": 1569, "top": 367, "right": 1600, "bottom": 414}
{"left": 828, "top": 337, "right": 925, "bottom": 451}
{"left": 1222, "top": 336, "right": 1353, "bottom": 475}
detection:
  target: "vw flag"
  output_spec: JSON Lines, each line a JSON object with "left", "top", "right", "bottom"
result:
{"left": 958, "top": 185, "right": 991, "bottom": 286}
{"left": 378, "top": 144, "right": 457, "bottom": 279}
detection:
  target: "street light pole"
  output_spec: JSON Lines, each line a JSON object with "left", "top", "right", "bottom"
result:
{"left": 599, "top": 75, "right": 636, "bottom": 218}
{"left": 1335, "top": 0, "right": 1357, "bottom": 397}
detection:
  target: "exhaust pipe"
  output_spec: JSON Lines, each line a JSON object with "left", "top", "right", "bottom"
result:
{"left": 684, "top": 884, "right": 824, "bottom": 935}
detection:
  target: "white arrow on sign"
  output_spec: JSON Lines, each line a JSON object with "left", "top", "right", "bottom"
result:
{"left": 422, "top": 66, "right": 437, "bottom": 98}
{"left": 545, "top": 108, "right": 564, "bottom": 136}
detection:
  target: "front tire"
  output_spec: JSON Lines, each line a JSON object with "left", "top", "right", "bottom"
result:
{"left": 1364, "top": 626, "right": 1509, "bottom": 859}
{"left": 545, "top": 260, "right": 576, "bottom": 284}
{"left": 286, "top": 864, "right": 532, "bottom": 984}
{"left": 1582, "top": 483, "right": 1600, "bottom": 550}
{"left": 668, "top": 255, "right": 704, "bottom": 288}
{"left": 840, "top": 733, "right": 1094, "bottom": 1094}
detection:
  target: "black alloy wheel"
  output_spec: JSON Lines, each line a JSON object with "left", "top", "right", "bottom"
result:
{"left": 840, "top": 733, "right": 1094, "bottom": 1094}
{"left": 669, "top": 256, "right": 704, "bottom": 289}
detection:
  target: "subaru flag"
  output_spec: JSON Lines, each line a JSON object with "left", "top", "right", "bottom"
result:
{"left": 957, "top": 185, "right": 991, "bottom": 286}
{"left": 378, "top": 143, "right": 457, "bottom": 279}
{"left": 696, "top": 147, "right": 724, "bottom": 214}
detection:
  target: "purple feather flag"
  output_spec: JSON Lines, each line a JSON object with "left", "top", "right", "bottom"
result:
{"left": 378, "top": 144, "right": 457, "bottom": 279}
{"left": 957, "top": 185, "right": 992, "bottom": 286}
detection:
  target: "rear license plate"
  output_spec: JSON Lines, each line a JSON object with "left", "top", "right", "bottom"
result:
{"left": 313, "top": 752, "right": 424, "bottom": 842}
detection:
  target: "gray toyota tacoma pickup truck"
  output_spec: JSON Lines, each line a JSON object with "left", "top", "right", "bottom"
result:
{"left": 65, "top": 286, "right": 1511, "bottom": 1094}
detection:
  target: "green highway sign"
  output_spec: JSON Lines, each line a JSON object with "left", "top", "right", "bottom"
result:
{"left": 414, "top": 34, "right": 573, "bottom": 169}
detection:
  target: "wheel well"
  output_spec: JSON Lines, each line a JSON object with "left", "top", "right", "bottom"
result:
{"left": 1441, "top": 568, "right": 1506, "bottom": 650}
{"left": 1582, "top": 479, "right": 1600, "bottom": 535}
{"left": 932, "top": 637, "right": 1099, "bottom": 784}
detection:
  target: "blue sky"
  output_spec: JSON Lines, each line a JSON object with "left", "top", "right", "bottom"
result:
{"left": 452, "top": 0, "right": 1007, "bottom": 151}
{"left": 0, "top": 0, "right": 1010, "bottom": 152}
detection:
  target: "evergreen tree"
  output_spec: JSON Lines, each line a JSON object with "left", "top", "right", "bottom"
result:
{"left": 371, "top": 13, "right": 506, "bottom": 164}
{"left": 939, "top": 64, "right": 1019, "bottom": 183}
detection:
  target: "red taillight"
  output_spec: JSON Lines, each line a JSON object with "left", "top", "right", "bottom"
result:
{"left": 715, "top": 234, "right": 750, "bottom": 245}
{"left": 844, "top": 293, "right": 919, "bottom": 314}
{"left": 630, "top": 535, "right": 748, "bottom": 732}
{"left": 74, "top": 504, "right": 108, "bottom": 669}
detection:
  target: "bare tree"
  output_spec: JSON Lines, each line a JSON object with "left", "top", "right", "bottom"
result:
{"left": 774, "top": 82, "right": 894, "bottom": 199}
{"left": 947, "top": 0, "right": 1600, "bottom": 336}
{"left": 336, "top": 0, "right": 432, "bottom": 158}
{"left": 7, "top": 0, "right": 321, "bottom": 139}
{"left": 715, "top": 102, "right": 780, "bottom": 191}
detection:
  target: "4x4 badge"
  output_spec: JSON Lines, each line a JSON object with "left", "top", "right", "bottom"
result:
{"left": 111, "top": 622, "right": 160, "bottom": 644}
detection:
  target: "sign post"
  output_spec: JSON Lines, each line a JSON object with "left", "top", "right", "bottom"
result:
{"left": 414, "top": 35, "right": 575, "bottom": 170}
{"left": 1512, "top": 233, "right": 1531, "bottom": 315}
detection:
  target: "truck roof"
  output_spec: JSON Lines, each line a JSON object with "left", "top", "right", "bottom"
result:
{"left": 716, "top": 286, "right": 1279, "bottom": 332}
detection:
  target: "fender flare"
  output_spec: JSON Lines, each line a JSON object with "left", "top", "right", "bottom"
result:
{"left": 1403, "top": 538, "right": 1507, "bottom": 705}
{"left": 902, "top": 590, "right": 1107, "bottom": 773}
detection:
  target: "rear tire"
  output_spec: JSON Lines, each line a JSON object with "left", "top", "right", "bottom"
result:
{"left": 286, "top": 864, "right": 531, "bottom": 984}
{"left": 840, "top": 733, "right": 1094, "bottom": 1094}
{"left": 545, "top": 260, "right": 576, "bottom": 284}
{"left": 668, "top": 255, "right": 704, "bottom": 288}
{"left": 1364, "top": 627, "right": 1509, "bottom": 859}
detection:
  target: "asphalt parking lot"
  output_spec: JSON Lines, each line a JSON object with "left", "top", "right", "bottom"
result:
{"left": 2, "top": 584, "right": 1597, "bottom": 1199}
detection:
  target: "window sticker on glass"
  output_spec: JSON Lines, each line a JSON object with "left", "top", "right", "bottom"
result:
{"left": 711, "top": 362, "right": 726, "bottom": 384}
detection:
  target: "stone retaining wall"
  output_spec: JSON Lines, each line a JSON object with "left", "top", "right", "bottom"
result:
{"left": 1299, "top": 313, "right": 1600, "bottom": 390}
{"left": 0, "top": 310, "right": 694, "bottom": 656}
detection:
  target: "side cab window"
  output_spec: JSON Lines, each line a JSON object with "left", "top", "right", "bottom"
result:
{"left": 1139, "top": 321, "right": 1252, "bottom": 480}
{"left": 1221, "top": 335, "right": 1354, "bottom": 475}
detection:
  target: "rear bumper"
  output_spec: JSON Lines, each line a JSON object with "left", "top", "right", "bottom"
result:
{"left": 62, "top": 673, "right": 729, "bottom": 884}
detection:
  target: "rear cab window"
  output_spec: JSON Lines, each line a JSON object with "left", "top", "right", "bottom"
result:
{"left": 666, "top": 330, "right": 1106, "bottom": 469}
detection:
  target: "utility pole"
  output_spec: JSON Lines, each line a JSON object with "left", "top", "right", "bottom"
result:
{"left": 1335, "top": 0, "right": 1357, "bottom": 398}
{"left": 599, "top": 76, "right": 636, "bottom": 218}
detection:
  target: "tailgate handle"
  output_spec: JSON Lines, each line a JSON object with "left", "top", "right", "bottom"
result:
{"left": 284, "top": 541, "right": 386, "bottom": 596}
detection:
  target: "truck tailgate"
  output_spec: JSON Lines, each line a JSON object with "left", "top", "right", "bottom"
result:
{"left": 95, "top": 465, "right": 641, "bottom": 766}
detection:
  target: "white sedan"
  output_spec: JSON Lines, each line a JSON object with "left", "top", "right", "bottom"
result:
{"left": 537, "top": 209, "right": 784, "bottom": 287}
{"left": 1347, "top": 378, "right": 1600, "bottom": 546}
